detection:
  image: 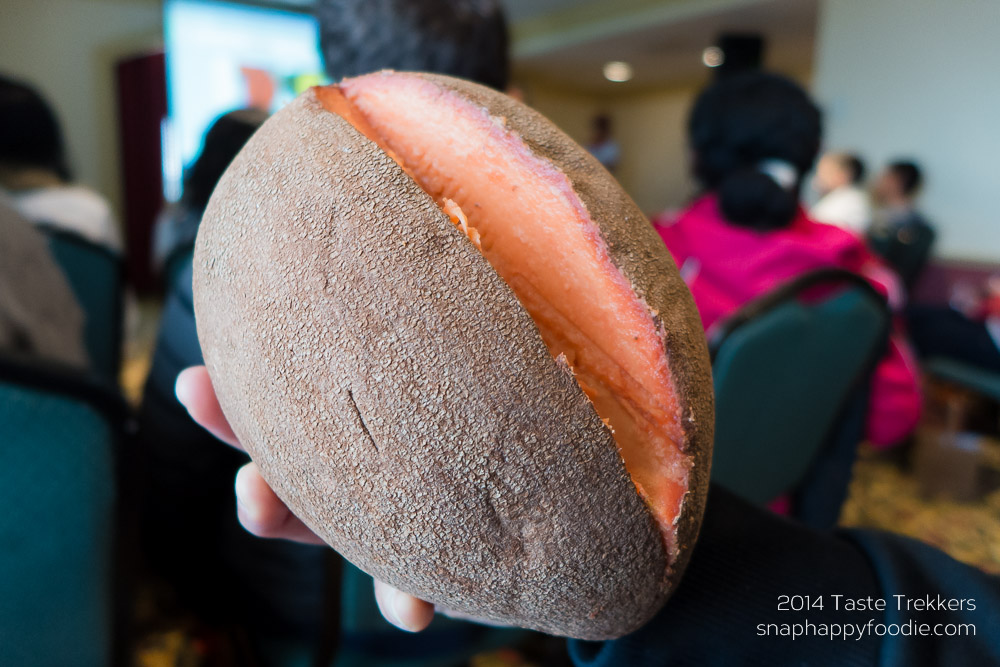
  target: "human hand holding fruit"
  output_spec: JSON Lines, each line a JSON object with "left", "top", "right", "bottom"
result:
{"left": 186, "top": 72, "right": 712, "bottom": 639}
{"left": 175, "top": 365, "right": 436, "bottom": 633}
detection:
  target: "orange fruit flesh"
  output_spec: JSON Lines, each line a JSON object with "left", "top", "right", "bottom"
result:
{"left": 318, "top": 74, "right": 689, "bottom": 554}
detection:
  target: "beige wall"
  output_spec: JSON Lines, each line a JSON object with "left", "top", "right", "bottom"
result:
{"left": 523, "top": 79, "right": 699, "bottom": 217}
{"left": 0, "top": 0, "right": 164, "bottom": 221}
{"left": 606, "top": 87, "right": 697, "bottom": 216}
{"left": 522, "top": 64, "right": 810, "bottom": 217}
{"left": 520, "top": 82, "right": 601, "bottom": 147}
{"left": 814, "top": 0, "right": 1000, "bottom": 262}
{"left": 19, "top": 0, "right": 991, "bottom": 263}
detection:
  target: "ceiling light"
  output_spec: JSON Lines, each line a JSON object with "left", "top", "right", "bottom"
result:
{"left": 603, "top": 61, "right": 633, "bottom": 83}
{"left": 702, "top": 46, "right": 725, "bottom": 68}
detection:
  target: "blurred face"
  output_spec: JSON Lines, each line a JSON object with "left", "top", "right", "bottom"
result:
{"left": 812, "top": 154, "right": 849, "bottom": 195}
{"left": 873, "top": 169, "right": 904, "bottom": 205}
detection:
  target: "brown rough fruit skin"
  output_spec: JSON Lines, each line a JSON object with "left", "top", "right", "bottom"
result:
{"left": 193, "top": 78, "right": 713, "bottom": 640}
{"left": 419, "top": 74, "right": 714, "bottom": 590}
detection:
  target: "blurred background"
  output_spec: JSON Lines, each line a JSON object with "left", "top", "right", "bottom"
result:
{"left": 1, "top": 0, "right": 996, "bottom": 274}
{"left": 1, "top": 1, "right": 999, "bottom": 666}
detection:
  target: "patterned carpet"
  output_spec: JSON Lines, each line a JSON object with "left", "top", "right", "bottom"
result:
{"left": 840, "top": 442, "right": 1000, "bottom": 575}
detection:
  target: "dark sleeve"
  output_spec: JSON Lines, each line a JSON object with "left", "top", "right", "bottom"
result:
{"left": 137, "top": 258, "right": 245, "bottom": 567}
{"left": 144, "top": 260, "right": 204, "bottom": 400}
{"left": 138, "top": 258, "right": 238, "bottom": 502}
{"left": 568, "top": 485, "right": 1000, "bottom": 667}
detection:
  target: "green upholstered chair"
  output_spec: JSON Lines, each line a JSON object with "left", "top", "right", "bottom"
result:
{"left": 708, "top": 269, "right": 890, "bottom": 529}
{"left": 42, "top": 227, "right": 124, "bottom": 381}
{"left": 0, "top": 353, "right": 128, "bottom": 667}
{"left": 925, "top": 357, "right": 1000, "bottom": 403}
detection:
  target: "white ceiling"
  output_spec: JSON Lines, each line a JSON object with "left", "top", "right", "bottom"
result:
{"left": 509, "top": 0, "right": 820, "bottom": 95}
{"left": 268, "top": 0, "right": 819, "bottom": 95}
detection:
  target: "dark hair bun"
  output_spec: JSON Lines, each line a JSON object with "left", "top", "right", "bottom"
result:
{"left": 688, "top": 72, "right": 821, "bottom": 231}
{"left": 718, "top": 166, "right": 798, "bottom": 232}
{"left": 0, "top": 75, "right": 70, "bottom": 180}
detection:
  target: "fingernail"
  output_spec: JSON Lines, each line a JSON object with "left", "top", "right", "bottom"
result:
{"left": 174, "top": 371, "right": 191, "bottom": 407}
{"left": 234, "top": 467, "right": 255, "bottom": 522}
{"left": 391, "top": 590, "right": 416, "bottom": 632}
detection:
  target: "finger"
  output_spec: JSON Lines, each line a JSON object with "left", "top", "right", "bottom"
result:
{"left": 235, "top": 463, "right": 326, "bottom": 545}
{"left": 175, "top": 366, "right": 242, "bottom": 449}
{"left": 374, "top": 580, "right": 435, "bottom": 633}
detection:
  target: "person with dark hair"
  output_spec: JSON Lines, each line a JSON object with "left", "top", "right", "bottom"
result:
{"left": 868, "top": 159, "right": 936, "bottom": 287}
{"left": 152, "top": 108, "right": 268, "bottom": 269}
{"left": 314, "top": 0, "right": 508, "bottom": 90}
{"left": 879, "top": 160, "right": 922, "bottom": 200}
{"left": 872, "top": 159, "right": 993, "bottom": 371}
{"left": 653, "top": 71, "right": 920, "bottom": 450}
{"left": 0, "top": 75, "right": 120, "bottom": 251}
{"left": 811, "top": 151, "right": 873, "bottom": 233}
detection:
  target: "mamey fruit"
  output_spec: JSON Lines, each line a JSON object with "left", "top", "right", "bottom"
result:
{"left": 194, "top": 72, "right": 713, "bottom": 640}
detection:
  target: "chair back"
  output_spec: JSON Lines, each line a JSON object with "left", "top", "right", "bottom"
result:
{"left": 41, "top": 227, "right": 124, "bottom": 380}
{"left": 0, "top": 354, "right": 127, "bottom": 666}
{"left": 709, "top": 269, "right": 889, "bottom": 523}
{"left": 925, "top": 357, "right": 1000, "bottom": 403}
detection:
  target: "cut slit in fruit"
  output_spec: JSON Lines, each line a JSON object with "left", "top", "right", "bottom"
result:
{"left": 317, "top": 76, "right": 690, "bottom": 557}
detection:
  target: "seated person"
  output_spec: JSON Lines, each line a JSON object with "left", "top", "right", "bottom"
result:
{"left": 152, "top": 108, "right": 268, "bottom": 271}
{"left": 868, "top": 160, "right": 936, "bottom": 288}
{"left": 907, "top": 275, "right": 1000, "bottom": 373}
{"left": 653, "top": 72, "right": 921, "bottom": 450}
{"left": 810, "top": 151, "right": 872, "bottom": 234}
{"left": 0, "top": 198, "right": 87, "bottom": 368}
{"left": 0, "top": 75, "right": 120, "bottom": 252}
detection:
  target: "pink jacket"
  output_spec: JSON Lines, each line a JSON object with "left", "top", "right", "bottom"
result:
{"left": 654, "top": 195, "right": 922, "bottom": 447}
